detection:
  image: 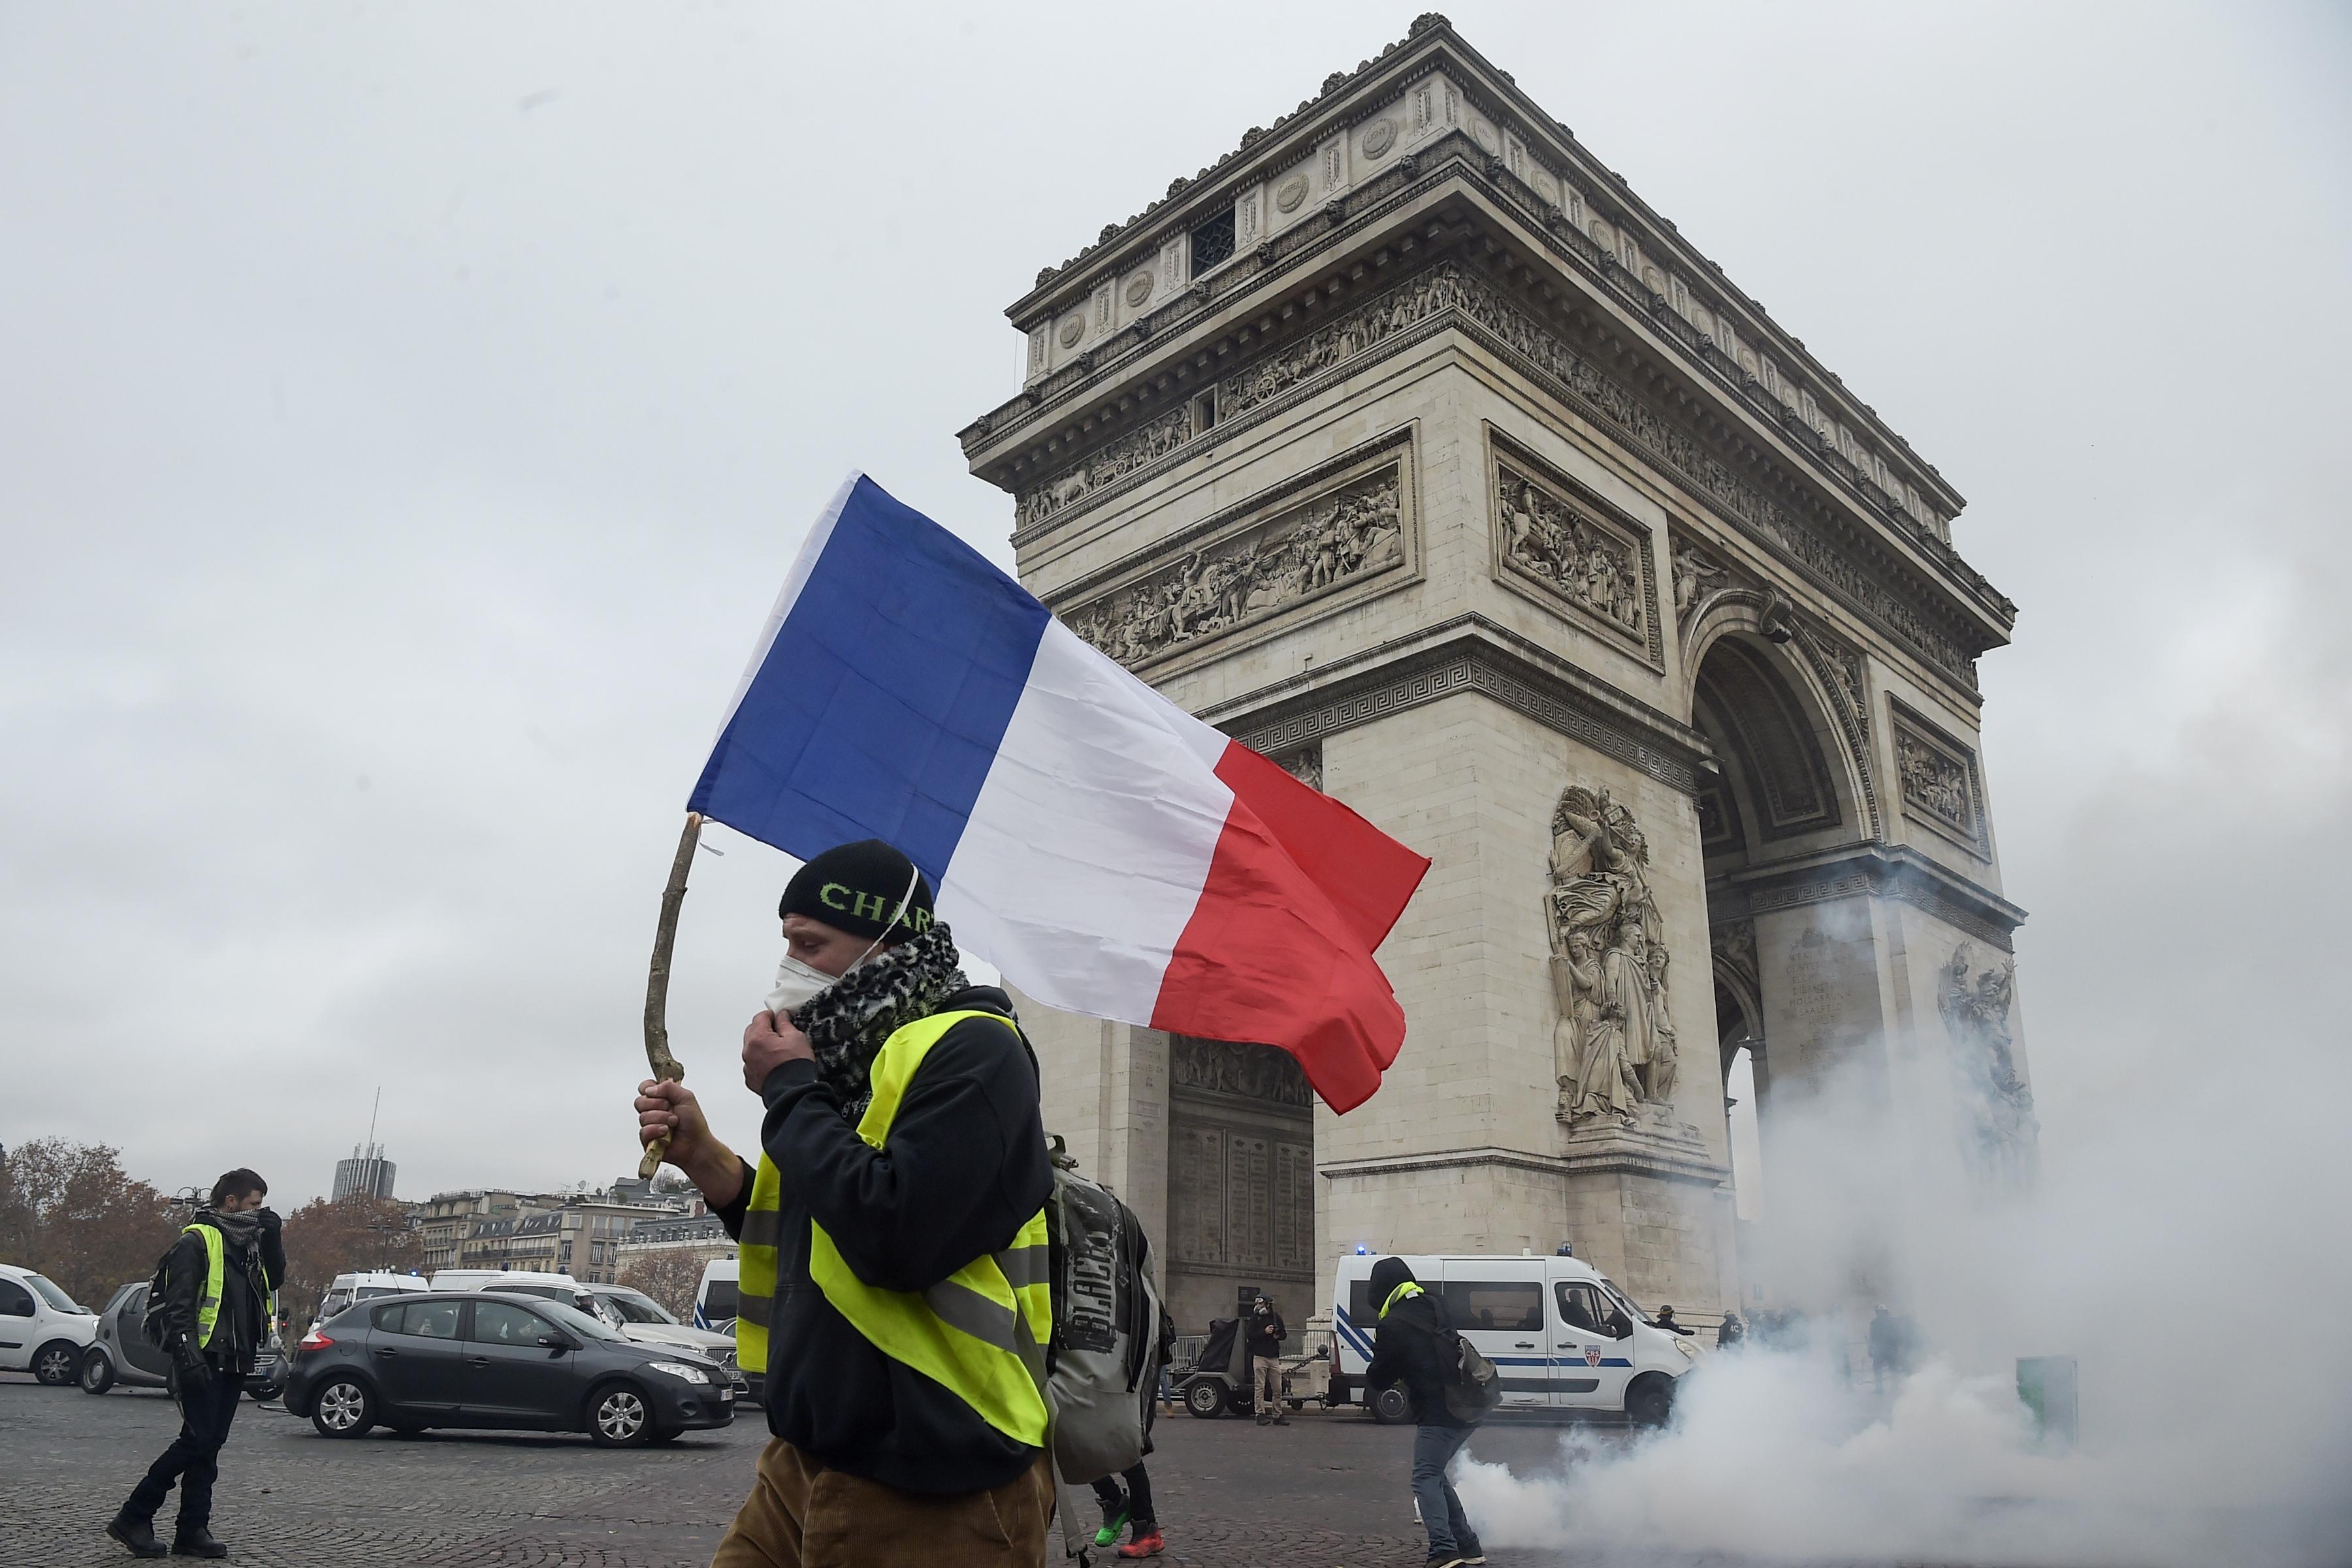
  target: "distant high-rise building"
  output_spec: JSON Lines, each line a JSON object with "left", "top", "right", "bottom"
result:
{"left": 332, "top": 1142, "right": 396, "bottom": 1202}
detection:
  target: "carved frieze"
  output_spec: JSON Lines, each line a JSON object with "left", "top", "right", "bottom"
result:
{"left": 1489, "top": 435, "right": 1661, "bottom": 666}
{"left": 1012, "top": 257, "right": 1978, "bottom": 692}
{"left": 1171, "top": 1035, "right": 1313, "bottom": 1109}
{"left": 1546, "top": 785, "right": 1681, "bottom": 1125}
{"left": 1890, "top": 698, "right": 1987, "bottom": 857}
{"left": 1060, "top": 440, "right": 1412, "bottom": 672}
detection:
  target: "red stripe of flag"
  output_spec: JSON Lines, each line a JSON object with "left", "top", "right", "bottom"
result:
{"left": 1149, "top": 741, "right": 1431, "bottom": 1113}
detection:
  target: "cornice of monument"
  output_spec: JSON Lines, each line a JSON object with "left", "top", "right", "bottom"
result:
{"left": 1715, "top": 839, "right": 2029, "bottom": 952}
{"left": 1197, "top": 613, "right": 1718, "bottom": 797}
{"left": 969, "top": 15, "right": 1981, "bottom": 565}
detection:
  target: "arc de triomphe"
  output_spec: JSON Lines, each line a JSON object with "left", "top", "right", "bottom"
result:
{"left": 959, "top": 15, "right": 2033, "bottom": 1332}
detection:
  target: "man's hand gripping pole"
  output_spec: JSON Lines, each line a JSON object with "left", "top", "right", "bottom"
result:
{"left": 638, "top": 811, "right": 702, "bottom": 1180}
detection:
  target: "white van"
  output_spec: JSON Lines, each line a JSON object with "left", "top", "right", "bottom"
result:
{"left": 694, "top": 1260, "right": 739, "bottom": 1333}
{"left": 1332, "top": 1251, "right": 1694, "bottom": 1425}
{"left": 312, "top": 1270, "right": 430, "bottom": 1329}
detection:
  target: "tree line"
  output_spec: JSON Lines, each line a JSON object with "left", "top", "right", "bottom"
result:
{"left": 0, "top": 1138, "right": 421, "bottom": 1320}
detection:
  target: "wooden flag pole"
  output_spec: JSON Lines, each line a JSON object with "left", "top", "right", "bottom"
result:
{"left": 637, "top": 811, "right": 703, "bottom": 1179}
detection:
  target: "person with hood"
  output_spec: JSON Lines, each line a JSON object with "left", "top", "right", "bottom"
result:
{"left": 1362, "top": 1258, "right": 1487, "bottom": 1568}
{"left": 1247, "top": 1292, "right": 1290, "bottom": 1425}
{"left": 106, "top": 1169, "right": 283, "bottom": 1560}
{"left": 633, "top": 839, "right": 1056, "bottom": 1567}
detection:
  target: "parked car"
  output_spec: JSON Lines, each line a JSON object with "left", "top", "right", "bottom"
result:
{"left": 0, "top": 1263, "right": 98, "bottom": 1386}
{"left": 283, "top": 1291, "right": 733, "bottom": 1446}
{"left": 481, "top": 1281, "right": 751, "bottom": 1401}
{"left": 78, "top": 1282, "right": 287, "bottom": 1401}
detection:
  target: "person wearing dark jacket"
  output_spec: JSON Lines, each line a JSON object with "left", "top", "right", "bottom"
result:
{"left": 107, "top": 1169, "right": 283, "bottom": 1560}
{"left": 1248, "top": 1293, "right": 1290, "bottom": 1424}
{"left": 1652, "top": 1304, "right": 1694, "bottom": 1336}
{"left": 1716, "top": 1309, "right": 1745, "bottom": 1349}
{"left": 1091, "top": 1304, "right": 1177, "bottom": 1559}
{"left": 1362, "top": 1257, "right": 1486, "bottom": 1568}
{"left": 636, "top": 839, "right": 1056, "bottom": 1568}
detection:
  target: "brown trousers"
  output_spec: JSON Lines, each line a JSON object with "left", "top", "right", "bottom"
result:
{"left": 710, "top": 1438, "right": 1055, "bottom": 1568}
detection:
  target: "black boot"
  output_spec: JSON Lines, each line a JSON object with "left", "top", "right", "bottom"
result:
{"left": 105, "top": 1512, "right": 169, "bottom": 1559}
{"left": 171, "top": 1524, "right": 229, "bottom": 1559}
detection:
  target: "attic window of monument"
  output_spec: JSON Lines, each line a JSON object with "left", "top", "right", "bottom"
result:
{"left": 1191, "top": 206, "right": 1236, "bottom": 274}
{"left": 1189, "top": 389, "right": 1217, "bottom": 433}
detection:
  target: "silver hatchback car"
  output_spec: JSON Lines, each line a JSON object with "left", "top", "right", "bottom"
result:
{"left": 79, "top": 1281, "right": 287, "bottom": 1401}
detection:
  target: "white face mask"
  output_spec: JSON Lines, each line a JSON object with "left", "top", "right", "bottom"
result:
{"left": 763, "top": 863, "right": 923, "bottom": 1020}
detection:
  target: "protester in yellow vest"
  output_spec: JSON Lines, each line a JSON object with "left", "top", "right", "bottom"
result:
{"left": 108, "top": 1168, "right": 283, "bottom": 1561}
{"left": 636, "top": 839, "right": 1056, "bottom": 1568}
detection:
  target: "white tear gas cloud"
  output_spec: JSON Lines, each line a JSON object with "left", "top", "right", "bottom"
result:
{"left": 1451, "top": 984, "right": 2352, "bottom": 1568}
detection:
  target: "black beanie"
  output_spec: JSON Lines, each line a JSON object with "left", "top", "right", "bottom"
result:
{"left": 779, "top": 839, "right": 936, "bottom": 942}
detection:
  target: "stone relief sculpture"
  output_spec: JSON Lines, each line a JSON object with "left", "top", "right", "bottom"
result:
{"left": 1498, "top": 467, "right": 1645, "bottom": 643}
{"left": 1017, "top": 257, "right": 1975, "bottom": 688}
{"left": 1897, "top": 728, "right": 1974, "bottom": 839}
{"left": 1067, "top": 466, "right": 1404, "bottom": 667}
{"left": 1545, "top": 784, "right": 1679, "bottom": 1124}
{"left": 1276, "top": 745, "right": 1324, "bottom": 792}
{"left": 1172, "top": 1036, "right": 1313, "bottom": 1108}
{"left": 1671, "top": 541, "right": 1728, "bottom": 617}
{"left": 1939, "top": 944, "right": 2035, "bottom": 1184}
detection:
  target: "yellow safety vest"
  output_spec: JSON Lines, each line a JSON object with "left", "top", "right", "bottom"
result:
{"left": 736, "top": 1010, "right": 1054, "bottom": 1447}
{"left": 180, "top": 1223, "right": 276, "bottom": 1351}
{"left": 1380, "top": 1279, "right": 1424, "bottom": 1319}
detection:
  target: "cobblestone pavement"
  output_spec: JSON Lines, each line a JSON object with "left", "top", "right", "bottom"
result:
{"left": 0, "top": 1372, "right": 1684, "bottom": 1567}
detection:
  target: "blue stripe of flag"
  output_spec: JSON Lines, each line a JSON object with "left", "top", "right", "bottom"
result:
{"left": 688, "top": 476, "right": 1052, "bottom": 882}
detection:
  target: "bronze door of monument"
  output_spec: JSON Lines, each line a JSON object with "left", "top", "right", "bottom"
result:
{"left": 1164, "top": 1037, "right": 1314, "bottom": 1334}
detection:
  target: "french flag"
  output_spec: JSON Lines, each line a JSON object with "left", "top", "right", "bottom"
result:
{"left": 688, "top": 474, "right": 1430, "bottom": 1113}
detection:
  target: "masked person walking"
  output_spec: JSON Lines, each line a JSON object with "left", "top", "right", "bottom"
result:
{"left": 1247, "top": 1293, "right": 1290, "bottom": 1425}
{"left": 634, "top": 840, "right": 1056, "bottom": 1568}
{"left": 106, "top": 1170, "right": 283, "bottom": 1560}
{"left": 1363, "top": 1258, "right": 1487, "bottom": 1568}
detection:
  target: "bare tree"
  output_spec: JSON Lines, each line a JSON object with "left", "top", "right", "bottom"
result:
{"left": 279, "top": 1194, "right": 423, "bottom": 1320}
{"left": 0, "top": 1138, "right": 178, "bottom": 1309}
{"left": 617, "top": 1251, "right": 708, "bottom": 1321}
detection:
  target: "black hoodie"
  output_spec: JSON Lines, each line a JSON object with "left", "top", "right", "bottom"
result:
{"left": 1362, "top": 1256, "right": 1472, "bottom": 1429}
{"left": 714, "top": 984, "right": 1054, "bottom": 1495}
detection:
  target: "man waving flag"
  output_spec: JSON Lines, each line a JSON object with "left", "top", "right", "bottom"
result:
{"left": 688, "top": 473, "right": 1429, "bottom": 1112}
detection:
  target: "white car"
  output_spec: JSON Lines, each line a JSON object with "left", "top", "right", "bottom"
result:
{"left": 1331, "top": 1249, "right": 1695, "bottom": 1426}
{"left": 0, "top": 1262, "right": 99, "bottom": 1386}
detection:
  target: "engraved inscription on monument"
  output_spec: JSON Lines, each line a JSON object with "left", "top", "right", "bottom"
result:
{"left": 1167, "top": 1037, "right": 1314, "bottom": 1285}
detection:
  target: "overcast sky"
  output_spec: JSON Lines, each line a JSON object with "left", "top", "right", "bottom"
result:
{"left": 2, "top": 2, "right": 2345, "bottom": 1212}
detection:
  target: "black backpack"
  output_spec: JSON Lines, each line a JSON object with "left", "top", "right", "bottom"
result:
{"left": 140, "top": 1225, "right": 195, "bottom": 1351}
{"left": 1419, "top": 1292, "right": 1502, "bottom": 1424}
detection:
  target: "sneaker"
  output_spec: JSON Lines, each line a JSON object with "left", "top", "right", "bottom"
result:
{"left": 105, "top": 1514, "right": 168, "bottom": 1560}
{"left": 1423, "top": 1555, "right": 1466, "bottom": 1568}
{"left": 1092, "top": 1497, "right": 1131, "bottom": 1550}
{"left": 1457, "top": 1539, "right": 1488, "bottom": 1563}
{"left": 1118, "top": 1529, "right": 1167, "bottom": 1559}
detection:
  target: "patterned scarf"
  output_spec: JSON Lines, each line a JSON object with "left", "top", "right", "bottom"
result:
{"left": 793, "top": 921, "right": 968, "bottom": 1123}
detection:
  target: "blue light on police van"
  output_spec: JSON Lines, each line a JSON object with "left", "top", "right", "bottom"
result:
{"left": 1355, "top": 1243, "right": 1371, "bottom": 1255}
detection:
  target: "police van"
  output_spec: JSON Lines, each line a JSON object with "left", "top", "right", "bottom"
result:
{"left": 1331, "top": 1250, "right": 1694, "bottom": 1425}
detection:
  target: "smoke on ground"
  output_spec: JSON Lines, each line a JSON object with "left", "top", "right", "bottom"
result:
{"left": 1447, "top": 1019, "right": 2352, "bottom": 1567}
